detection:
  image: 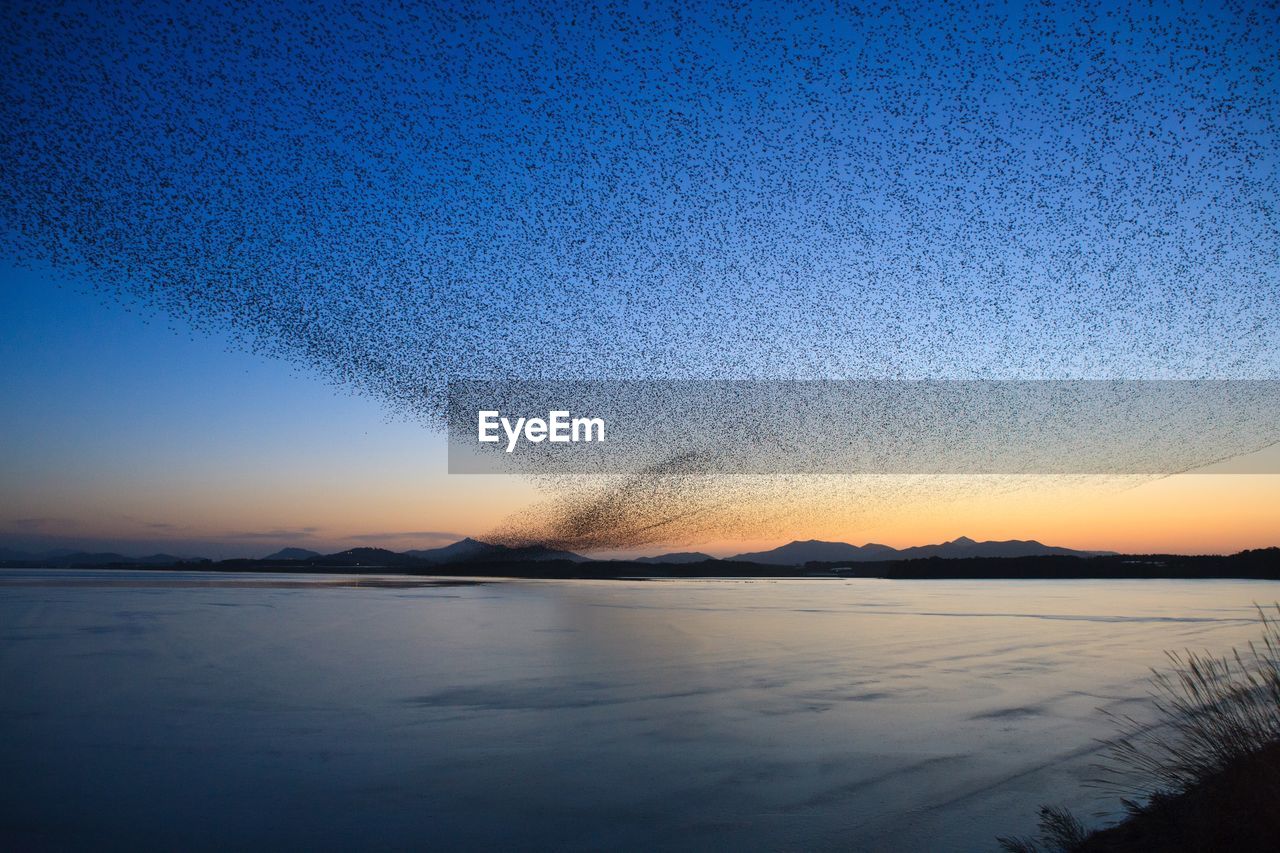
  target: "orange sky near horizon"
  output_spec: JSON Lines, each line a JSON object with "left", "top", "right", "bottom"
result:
{"left": 6, "top": 465, "right": 1277, "bottom": 558}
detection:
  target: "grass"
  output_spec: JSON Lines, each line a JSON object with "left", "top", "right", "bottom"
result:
{"left": 997, "top": 604, "right": 1280, "bottom": 853}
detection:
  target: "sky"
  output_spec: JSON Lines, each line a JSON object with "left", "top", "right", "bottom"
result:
{"left": 1, "top": 0, "right": 1278, "bottom": 558}
{"left": 2, "top": 261, "right": 1276, "bottom": 559}
{"left": 0, "top": 261, "right": 539, "bottom": 557}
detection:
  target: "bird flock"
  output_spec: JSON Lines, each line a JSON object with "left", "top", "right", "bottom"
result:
{"left": 3, "top": 1, "right": 1278, "bottom": 549}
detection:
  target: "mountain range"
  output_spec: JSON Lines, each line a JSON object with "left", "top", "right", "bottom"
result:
{"left": 0, "top": 548, "right": 197, "bottom": 566}
{"left": 324, "top": 535, "right": 1109, "bottom": 566}
{"left": 0, "top": 536, "right": 1110, "bottom": 567}
{"left": 727, "top": 536, "right": 1113, "bottom": 565}
{"left": 404, "top": 537, "right": 587, "bottom": 564}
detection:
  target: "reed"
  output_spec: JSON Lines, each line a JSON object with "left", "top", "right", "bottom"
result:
{"left": 998, "top": 604, "right": 1280, "bottom": 852}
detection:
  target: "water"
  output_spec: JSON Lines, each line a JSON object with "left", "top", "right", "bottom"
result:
{"left": 1, "top": 570, "right": 1275, "bottom": 851}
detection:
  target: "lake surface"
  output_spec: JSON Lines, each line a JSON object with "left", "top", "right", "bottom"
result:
{"left": 2, "top": 571, "right": 1275, "bottom": 851}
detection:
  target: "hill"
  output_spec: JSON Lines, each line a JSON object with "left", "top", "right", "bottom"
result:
{"left": 263, "top": 547, "right": 321, "bottom": 560}
{"left": 635, "top": 552, "right": 716, "bottom": 564}
{"left": 731, "top": 540, "right": 897, "bottom": 564}
{"left": 732, "top": 536, "right": 1109, "bottom": 565}
{"left": 407, "top": 537, "right": 587, "bottom": 564}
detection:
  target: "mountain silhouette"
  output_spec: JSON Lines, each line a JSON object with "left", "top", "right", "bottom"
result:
{"left": 0, "top": 550, "right": 195, "bottom": 567}
{"left": 405, "top": 538, "right": 587, "bottom": 564}
{"left": 731, "top": 540, "right": 898, "bottom": 565}
{"left": 892, "top": 536, "right": 1110, "bottom": 560}
{"left": 404, "top": 537, "right": 494, "bottom": 562}
{"left": 0, "top": 537, "right": 1117, "bottom": 570}
{"left": 729, "top": 537, "right": 1109, "bottom": 565}
{"left": 263, "top": 547, "right": 321, "bottom": 560}
{"left": 634, "top": 551, "right": 716, "bottom": 564}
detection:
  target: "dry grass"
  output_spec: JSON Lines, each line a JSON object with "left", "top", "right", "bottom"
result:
{"left": 1096, "top": 604, "right": 1280, "bottom": 798}
{"left": 998, "top": 604, "right": 1280, "bottom": 853}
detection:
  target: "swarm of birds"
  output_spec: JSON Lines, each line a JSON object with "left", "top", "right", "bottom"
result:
{"left": 3, "top": 1, "right": 1277, "bottom": 550}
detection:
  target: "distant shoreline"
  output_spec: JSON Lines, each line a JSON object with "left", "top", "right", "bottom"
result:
{"left": 4, "top": 548, "right": 1277, "bottom": 581}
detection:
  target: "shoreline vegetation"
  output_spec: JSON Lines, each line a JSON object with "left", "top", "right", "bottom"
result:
{"left": 2, "top": 547, "right": 1278, "bottom": 580}
{"left": 999, "top": 606, "right": 1280, "bottom": 852}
